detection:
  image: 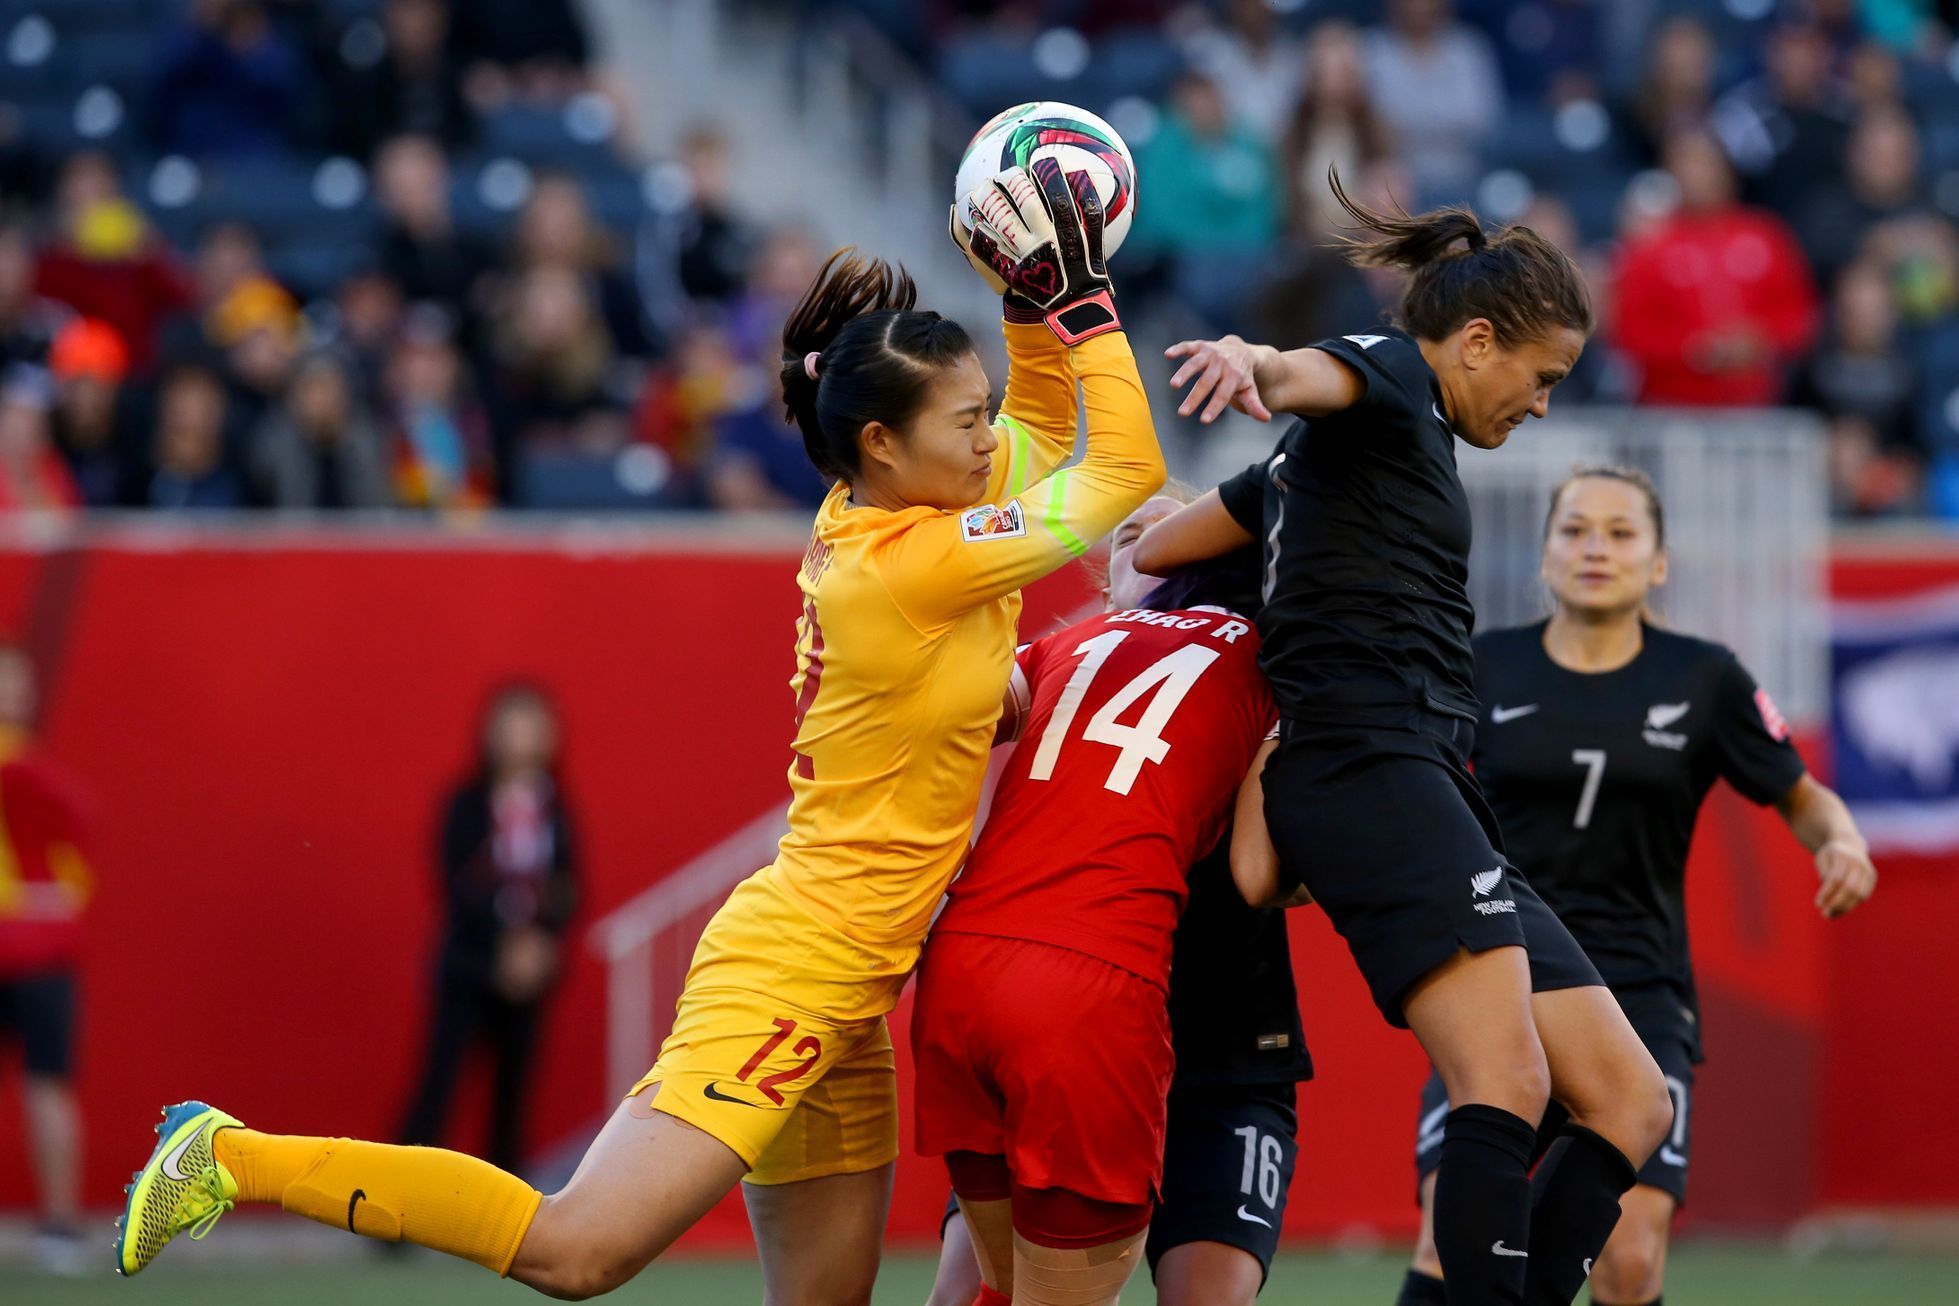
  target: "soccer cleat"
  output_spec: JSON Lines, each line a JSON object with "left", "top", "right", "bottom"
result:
{"left": 114, "top": 1100, "right": 243, "bottom": 1276}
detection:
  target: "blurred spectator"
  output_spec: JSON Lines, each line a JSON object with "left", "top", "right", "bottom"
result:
{"left": 0, "top": 370, "right": 79, "bottom": 511}
{"left": 637, "top": 323, "right": 737, "bottom": 478}
{"left": 144, "top": 361, "right": 242, "bottom": 510}
{"left": 672, "top": 126, "right": 754, "bottom": 307}
{"left": 328, "top": 264, "right": 407, "bottom": 401}
{"left": 0, "top": 220, "right": 67, "bottom": 373}
{"left": 1186, "top": 0, "right": 1305, "bottom": 144}
{"left": 1621, "top": 16, "right": 1715, "bottom": 167}
{"left": 47, "top": 320, "right": 136, "bottom": 507}
{"left": 332, "top": 0, "right": 476, "bottom": 161}
{"left": 150, "top": 0, "right": 313, "bottom": 158}
{"left": 1250, "top": 159, "right": 1407, "bottom": 349}
{"left": 252, "top": 349, "right": 392, "bottom": 509}
{"left": 1711, "top": 20, "right": 1850, "bottom": 215}
{"left": 382, "top": 306, "right": 495, "bottom": 509}
{"left": 1864, "top": 214, "right": 1959, "bottom": 328}
{"left": 189, "top": 222, "right": 269, "bottom": 337}
{"left": 450, "top": 0, "right": 591, "bottom": 106}
{"left": 400, "top": 683, "right": 577, "bottom": 1171}
{"left": 0, "top": 644, "right": 97, "bottom": 1274}
{"left": 32, "top": 155, "right": 193, "bottom": 375}
{"left": 501, "top": 174, "right": 651, "bottom": 358}
{"left": 1797, "top": 104, "right": 1930, "bottom": 287}
{"left": 1129, "top": 72, "right": 1281, "bottom": 328}
{"left": 1491, "top": 0, "right": 1601, "bottom": 107}
{"left": 1281, "top": 21, "right": 1394, "bottom": 239}
{"left": 1846, "top": 39, "right": 1905, "bottom": 113}
{"left": 374, "top": 135, "right": 490, "bottom": 315}
{"left": 1794, "top": 260, "right": 1924, "bottom": 516}
{"left": 1363, "top": 0, "right": 1503, "bottom": 203}
{"left": 724, "top": 225, "right": 822, "bottom": 361}
{"left": 208, "top": 276, "right": 304, "bottom": 441}
{"left": 488, "top": 266, "right": 629, "bottom": 459}
{"left": 707, "top": 396, "right": 832, "bottom": 511}
{"left": 1612, "top": 129, "right": 1820, "bottom": 407}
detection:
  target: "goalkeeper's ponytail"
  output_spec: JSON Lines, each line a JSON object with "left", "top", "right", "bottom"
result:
{"left": 782, "top": 248, "right": 975, "bottom": 482}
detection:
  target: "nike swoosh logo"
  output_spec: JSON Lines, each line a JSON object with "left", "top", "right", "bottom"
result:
{"left": 1660, "top": 1146, "right": 1687, "bottom": 1167}
{"left": 1583, "top": 1258, "right": 1594, "bottom": 1277}
{"left": 1235, "top": 1205, "right": 1273, "bottom": 1228}
{"left": 702, "top": 1081, "right": 769, "bottom": 1109}
{"left": 1490, "top": 704, "right": 1538, "bottom": 724}
{"left": 346, "top": 1189, "right": 366, "bottom": 1233}
{"left": 1492, "top": 1240, "right": 1528, "bottom": 1258}
{"left": 159, "top": 1127, "right": 200, "bottom": 1182}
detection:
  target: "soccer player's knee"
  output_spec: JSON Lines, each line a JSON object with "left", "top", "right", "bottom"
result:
{"left": 1617, "top": 1057, "right": 1673, "bottom": 1161}
{"left": 1012, "top": 1185, "right": 1151, "bottom": 1249}
{"left": 1591, "top": 1227, "right": 1665, "bottom": 1303}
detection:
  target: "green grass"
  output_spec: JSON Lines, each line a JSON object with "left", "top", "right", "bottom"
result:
{"left": 4, "top": 1247, "right": 1955, "bottom": 1304}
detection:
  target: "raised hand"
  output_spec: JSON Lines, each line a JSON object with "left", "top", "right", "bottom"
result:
{"left": 950, "top": 159, "right": 1120, "bottom": 344}
{"left": 1165, "top": 335, "right": 1274, "bottom": 424}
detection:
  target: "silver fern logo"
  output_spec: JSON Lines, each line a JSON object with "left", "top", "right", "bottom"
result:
{"left": 1471, "top": 868, "right": 1504, "bottom": 897}
{"left": 1646, "top": 701, "right": 1691, "bottom": 731}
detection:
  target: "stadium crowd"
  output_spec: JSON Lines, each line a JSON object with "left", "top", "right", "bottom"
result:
{"left": 2, "top": 0, "right": 1959, "bottom": 518}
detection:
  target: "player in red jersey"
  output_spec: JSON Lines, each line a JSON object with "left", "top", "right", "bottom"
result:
{"left": 912, "top": 495, "right": 1276, "bottom": 1306}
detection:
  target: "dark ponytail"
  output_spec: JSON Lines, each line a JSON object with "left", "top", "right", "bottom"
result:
{"left": 780, "top": 248, "right": 975, "bottom": 482}
{"left": 1328, "top": 169, "right": 1593, "bottom": 345}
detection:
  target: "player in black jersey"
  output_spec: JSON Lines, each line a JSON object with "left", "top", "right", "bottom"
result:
{"left": 1396, "top": 467, "right": 1876, "bottom": 1306}
{"left": 928, "top": 838, "right": 1311, "bottom": 1306}
{"left": 1135, "top": 178, "right": 1674, "bottom": 1306}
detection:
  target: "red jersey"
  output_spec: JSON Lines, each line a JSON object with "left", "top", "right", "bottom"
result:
{"left": 934, "top": 606, "right": 1273, "bottom": 990}
{"left": 0, "top": 740, "right": 95, "bottom": 978}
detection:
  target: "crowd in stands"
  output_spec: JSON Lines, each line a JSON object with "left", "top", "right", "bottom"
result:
{"left": 851, "top": 0, "right": 1959, "bottom": 520}
{"left": 0, "top": 0, "right": 837, "bottom": 513}
{"left": 4, "top": 0, "right": 1959, "bottom": 519}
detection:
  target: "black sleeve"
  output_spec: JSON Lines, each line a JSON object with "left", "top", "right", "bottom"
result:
{"left": 1311, "top": 330, "right": 1426, "bottom": 420}
{"left": 1711, "top": 654, "right": 1807, "bottom": 805}
{"left": 1217, "top": 458, "right": 1268, "bottom": 534}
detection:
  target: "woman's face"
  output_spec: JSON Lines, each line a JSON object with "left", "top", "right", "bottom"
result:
{"left": 488, "top": 696, "right": 558, "bottom": 773}
{"left": 1104, "top": 496, "right": 1188, "bottom": 610}
{"left": 859, "top": 352, "right": 998, "bottom": 511}
{"left": 1454, "top": 323, "right": 1585, "bottom": 450}
{"left": 1541, "top": 477, "right": 1667, "bottom": 618}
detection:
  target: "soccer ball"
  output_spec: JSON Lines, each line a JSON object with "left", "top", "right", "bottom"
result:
{"left": 954, "top": 102, "right": 1137, "bottom": 259}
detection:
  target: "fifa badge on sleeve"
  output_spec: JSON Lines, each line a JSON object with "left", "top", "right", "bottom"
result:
{"left": 959, "top": 501, "right": 1027, "bottom": 542}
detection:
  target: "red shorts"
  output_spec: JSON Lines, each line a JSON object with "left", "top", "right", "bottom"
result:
{"left": 911, "top": 932, "right": 1174, "bottom": 1205}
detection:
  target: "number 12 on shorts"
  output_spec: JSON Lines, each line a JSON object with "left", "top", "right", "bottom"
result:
{"left": 737, "top": 1017, "right": 823, "bottom": 1106}
{"left": 1234, "top": 1125, "right": 1283, "bottom": 1209}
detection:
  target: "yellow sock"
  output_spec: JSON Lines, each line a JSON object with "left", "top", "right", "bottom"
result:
{"left": 214, "top": 1128, "right": 542, "bottom": 1275}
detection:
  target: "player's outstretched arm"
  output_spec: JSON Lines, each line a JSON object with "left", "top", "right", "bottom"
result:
{"left": 1230, "top": 739, "right": 1311, "bottom": 909}
{"left": 1776, "top": 774, "right": 1877, "bottom": 918}
{"left": 1131, "top": 489, "right": 1252, "bottom": 578}
{"left": 1165, "top": 335, "right": 1364, "bottom": 425}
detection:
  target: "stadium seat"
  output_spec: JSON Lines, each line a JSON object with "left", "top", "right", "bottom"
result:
{"left": 1912, "top": 323, "right": 1959, "bottom": 458}
{"left": 512, "top": 445, "right": 691, "bottom": 512}
{"left": 480, "top": 104, "right": 620, "bottom": 171}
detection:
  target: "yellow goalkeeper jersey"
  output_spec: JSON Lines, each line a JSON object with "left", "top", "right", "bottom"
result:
{"left": 757, "top": 323, "right": 1163, "bottom": 996}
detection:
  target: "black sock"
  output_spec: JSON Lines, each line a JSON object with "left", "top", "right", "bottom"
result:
{"left": 1431, "top": 1103, "right": 1537, "bottom": 1304}
{"left": 1523, "top": 1125, "right": 1638, "bottom": 1305}
{"left": 1395, "top": 1267, "right": 1449, "bottom": 1305}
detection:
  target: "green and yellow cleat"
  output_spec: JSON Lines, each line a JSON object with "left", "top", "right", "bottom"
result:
{"left": 114, "top": 1100, "right": 243, "bottom": 1276}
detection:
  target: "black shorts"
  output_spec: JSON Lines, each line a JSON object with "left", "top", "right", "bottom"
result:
{"left": 1263, "top": 718, "right": 1600, "bottom": 1025}
{"left": 1414, "top": 997, "right": 1696, "bottom": 1205}
{"left": 0, "top": 970, "right": 77, "bottom": 1077}
{"left": 1145, "top": 1082, "right": 1299, "bottom": 1285}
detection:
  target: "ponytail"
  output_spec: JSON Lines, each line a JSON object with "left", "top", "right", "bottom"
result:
{"left": 780, "top": 249, "right": 975, "bottom": 482}
{"left": 1328, "top": 169, "right": 1593, "bottom": 345}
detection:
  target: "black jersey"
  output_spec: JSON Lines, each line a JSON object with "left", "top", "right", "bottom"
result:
{"left": 1165, "top": 839, "right": 1312, "bottom": 1088}
{"left": 1218, "top": 328, "right": 1478, "bottom": 726}
{"left": 1471, "top": 621, "right": 1807, "bottom": 1043}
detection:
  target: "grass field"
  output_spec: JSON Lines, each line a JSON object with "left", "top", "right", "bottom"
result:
{"left": 4, "top": 1247, "right": 1956, "bottom": 1304}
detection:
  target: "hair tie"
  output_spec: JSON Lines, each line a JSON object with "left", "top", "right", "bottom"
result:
{"left": 803, "top": 351, "right": 822, "bottom": 381}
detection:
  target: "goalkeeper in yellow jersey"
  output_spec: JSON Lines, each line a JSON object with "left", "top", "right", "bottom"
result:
{"left": 116, "top": 157, "right": 1164, "bottom": 1303}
